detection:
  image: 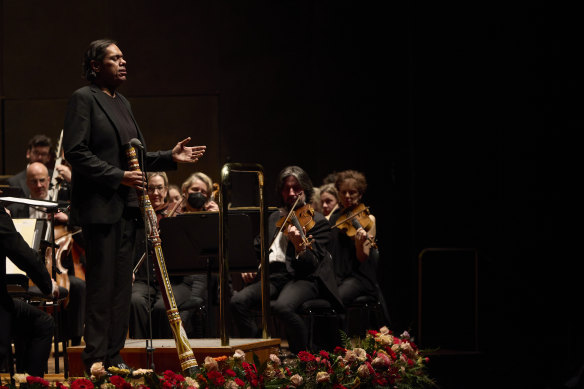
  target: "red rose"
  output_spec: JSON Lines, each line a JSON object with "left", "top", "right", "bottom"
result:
{"left": 333, "top": 346, "right": 346, "bottom": 354}
{"left": 235, "top": 378, "right": 245, "bottom": 386}
{"left": 71, "top": 378, "right": 95, "bottom": 389}
{"left": 27, "top": 376, "right": 50, "bottom": 387}
{"left": 207, "top": 370, "right": 225, "bottom": 386}
{"left": 297, "top": 351, "right": 316, "bottom": 362}
{"left": 109, "top": 375, "right": 126, "bottom": 387}
{"left": 225, "top": 368, "right": 236, "bottom": 377}
{"left": 319, "top": 350, "right": 330, "bottom": 359}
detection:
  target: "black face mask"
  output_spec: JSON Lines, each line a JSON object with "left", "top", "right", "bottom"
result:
{"left": 187, "top": 192, "right": 207, "bottom": 209}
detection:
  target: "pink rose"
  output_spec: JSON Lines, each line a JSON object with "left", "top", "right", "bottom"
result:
{"left": 204, "top": 356, "right": 218, "bottom": 371}
{"left": 269, "top": 353, "right": 281, "bottom": 366}
{"left": 233, "top": 349, "right": 246, "bottom": 359}
{"left": 357, "top": 364, "right": 370, "bottom": 378}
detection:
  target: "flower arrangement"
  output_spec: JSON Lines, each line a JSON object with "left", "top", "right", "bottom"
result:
{"left": 1, "top": 327, "right": 435, "bottom": 389}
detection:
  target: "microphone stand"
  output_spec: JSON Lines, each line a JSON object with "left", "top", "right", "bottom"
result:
{"left": 135, "top": 143, "right": 156, "bottom": 371}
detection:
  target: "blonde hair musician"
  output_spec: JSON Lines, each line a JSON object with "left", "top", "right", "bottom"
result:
{"left": 181, "top": 172, "right": 219, "bottom": 212}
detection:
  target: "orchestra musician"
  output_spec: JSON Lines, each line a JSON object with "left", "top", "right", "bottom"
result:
{"left": 6, "top": 134, "right": 72, "bottom": 199}
{"left": 180, "top": 172, "right": 219, "bottom": 213}
{"left": 167, "top": 184, "right": 182, "bottom": 212}
{"left": 1, "top": 206, "right": 59, "bottom": 377}
{"left": 62, "top": 39, "right": 206, "bottom": 372}
{"left": 310, "top": 186, "right": 323, "bottom": 214}
{"left": 229, "top": 166, "right": 343, "bottom": 355}
{"left": 130, "top": 172, "right": 206, "bottom": 339}
{"left": 319, "top": 183, "right": 340, "bottom": 220}
{"left": 329, "top": 170, "right": 378, "bottom": 306}
{"left": 6, "top": 162, "right": 86, "bottom": 346}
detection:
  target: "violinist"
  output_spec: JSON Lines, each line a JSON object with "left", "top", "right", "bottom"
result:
{"left": 180, "top": 172, "right": 219, "bottom": 212}
{"left": 310, "top": 186, "right": 323, "bottom": 215}
{"left": 319, "top": 183, "right": 340, "bottom": 220}
{"left": 167, "top": 184, "right": 182, "bottom": 212}
{"left": 129, "top": 172, "right": 207, "bottom": 339}
{"left": 230, "top": 166, "right": 342, "bottom": 355}
{"left": 5, "top": 163, "right": 86, "bottom": 346}
{"left": 329, "top": 170, "right": 378, "bottom": 306}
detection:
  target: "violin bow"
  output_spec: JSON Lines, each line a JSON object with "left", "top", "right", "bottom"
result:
{"left": 267, "top": 196, "right": 301, "bottom": 252}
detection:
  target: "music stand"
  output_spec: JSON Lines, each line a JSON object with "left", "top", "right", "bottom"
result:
{"left": 159, "top": 211, "right": 259, "bottom": 274}
{"left": 159, "top": 211, "right": 260, "bottom": 336}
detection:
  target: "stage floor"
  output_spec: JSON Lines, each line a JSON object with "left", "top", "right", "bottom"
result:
{"left": 67, "top": 338, "right": 282, "bottom": 377}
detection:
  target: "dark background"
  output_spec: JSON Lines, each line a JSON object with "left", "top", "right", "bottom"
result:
{"left": 0, "top": 1, "right": 576, "bottom": 388}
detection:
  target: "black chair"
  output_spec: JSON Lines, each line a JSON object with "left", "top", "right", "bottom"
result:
{"left": 298, "top": 298, "right": 340, "bottom": 352}
{"left": 343, "top": 248, "right": 391, "bottom": 337}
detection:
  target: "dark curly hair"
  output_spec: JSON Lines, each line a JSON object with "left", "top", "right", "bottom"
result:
{"left": 335, "top": 170, "right": 367, "bottom": 195}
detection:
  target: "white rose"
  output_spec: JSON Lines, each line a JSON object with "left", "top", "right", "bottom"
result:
{"left": 290, "top": 374, "right": 304, "bottom": 386}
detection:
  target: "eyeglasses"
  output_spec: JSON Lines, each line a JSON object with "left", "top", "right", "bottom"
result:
{"left": 147, "top": 185, "right": 166, "bottom": 193}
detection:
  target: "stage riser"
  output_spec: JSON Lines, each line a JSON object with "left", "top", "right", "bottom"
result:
{"left": 67, "top": 338, "right": 281, "bottom": 377}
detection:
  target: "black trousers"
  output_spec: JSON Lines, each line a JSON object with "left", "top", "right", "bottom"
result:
{"left": 60, "top": 275, "right": 86, "bottom": 342}
{"left": 129, "top": 276, "right": 205, "bottom": 339}
{"left": 230, "top": 271, "right": 319, "bottom": 354}
{"left": 81, "top": 211, "right": 138, "bottom": 369}
{"left": 0, "top": 299, "right": 54, "bottom": 377}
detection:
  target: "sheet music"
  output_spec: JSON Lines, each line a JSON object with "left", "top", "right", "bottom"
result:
{"left": 6, "top": 218, "right": 38, "bottom": 275}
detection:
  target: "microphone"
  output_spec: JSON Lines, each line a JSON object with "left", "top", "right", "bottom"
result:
{"left": 129, "top": 138, "right": 144, "bottom": 150}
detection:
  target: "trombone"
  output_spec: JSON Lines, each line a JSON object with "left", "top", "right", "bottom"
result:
{"left": 218, "top": 163, "right": 269, "bottom": 345}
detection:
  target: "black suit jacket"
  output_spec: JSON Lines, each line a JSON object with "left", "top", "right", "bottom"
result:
{"left": 6, "top": 202, "right": 28, "bottom": 219}
{"left": 63, "top": 84, "right": 177, "bottom": 225}
{"left": 266, "top": 210, "right": 344, "bottom": 311}
{"left": 0, "top": 207, "right": 52, "bottom": 312}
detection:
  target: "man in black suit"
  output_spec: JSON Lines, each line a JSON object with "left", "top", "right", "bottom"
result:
{"left": 62, "top": 39, "right": 206, "bottom": 373}
{"left": 230, "top": 166, "right": 343, "bottom": 354}
{"left": 0, "top": 205, "right": 59, "bottom": 377}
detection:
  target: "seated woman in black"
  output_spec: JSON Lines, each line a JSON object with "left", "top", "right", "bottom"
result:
{"left": 329, "top": 170, "right": 378, "bottom": 306}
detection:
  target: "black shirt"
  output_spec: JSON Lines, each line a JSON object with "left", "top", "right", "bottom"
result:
{"left": 103, "top": 93, "right": 140, "bottom": 208}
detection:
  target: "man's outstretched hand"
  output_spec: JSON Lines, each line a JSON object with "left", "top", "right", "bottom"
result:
{"left": 172, "top": 137, "right": 206, "bottom": 163}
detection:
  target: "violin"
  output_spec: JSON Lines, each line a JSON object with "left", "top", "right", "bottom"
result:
{"left": 333, "top": 203, "right": 378, "bottom": 249}
{"left": 272, "top": 197, "right": 316, "bottom": 251}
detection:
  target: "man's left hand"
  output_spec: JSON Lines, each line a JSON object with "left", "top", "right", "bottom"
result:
{"left": 172, "top": 137, "right": 206, "bottom": 163}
